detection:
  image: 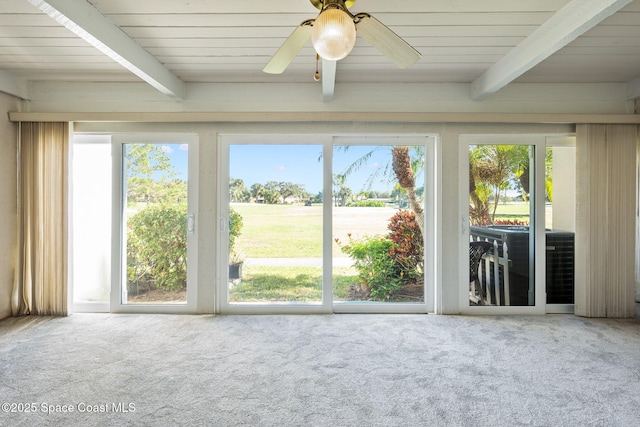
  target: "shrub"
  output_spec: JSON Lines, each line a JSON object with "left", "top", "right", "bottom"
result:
{"left": 346, "top": 200, "right": 386, "bottom": 208}
{"left": 229, "top": 207, "right": 244, "bottom": 257}
{"left": 493, "top": 218, "right": 529, "bottom": 226}
{"left": 128, "top": 203, "right": 187, "bottom": 291}
{"left": 337, "top": 235, "right": 403, "bottom": 300}
{"left": 387, "top": 210, "right": 423, "bottom": 280}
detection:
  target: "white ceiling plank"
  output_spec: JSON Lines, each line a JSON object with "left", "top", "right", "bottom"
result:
{"left": 87, "top": 0, "right": 571, "bottom": 14}
{"left": 0, "top": 69, "right": 30, "bottom": 99}
{"left": 25, "top": 0, "right": 186, "bottom": 99}
{"left": 322, "top": 59, "right": 336, "bottom": 102}
{"left": 103, "top": 12, "right": 554, "bottom": 28}
{"left": 471, "top": 0, "right": 634, "bottom": 101}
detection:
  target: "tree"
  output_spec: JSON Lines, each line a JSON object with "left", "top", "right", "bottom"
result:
{"left": 250, "top": 183, "right": 266, "bottom": 201}
{"left": 468, "top": 144, "right": 530, "bottom": 225}
{"left": 263, "top": 188, "right": 281, "bottom": 204}
{"left": 125, "top": 144, "right": 184, "bottom": 206}
{"left": 392, "top": 146, "right": 424, "bottom": 235}
{"left": 278, "top": 181, "right": 307, "bottom": 203}
{"left": 334, "top": 145, "right": 426, "bottom": 236}
{"left": 333, "top": 174, "right": 353, "bottom": 207}
{"left": 230, "top": 178, "right": 250, "bottom": 202}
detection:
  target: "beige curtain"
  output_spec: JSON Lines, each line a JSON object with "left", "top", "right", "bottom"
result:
{"left": 575, "top": 124, "right": 637, "bottom": 318}
{"left": 12, "top": 122, "right": 69, "bottom": 316}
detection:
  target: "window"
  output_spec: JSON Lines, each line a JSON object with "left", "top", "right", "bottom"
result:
{"left": 219, "top": 134, "right": 436, "bottom": 314}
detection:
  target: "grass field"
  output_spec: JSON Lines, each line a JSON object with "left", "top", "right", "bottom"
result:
{"left": 230, "top": 203, "right": 400, "bottom": 302}
{"left": 229, "top": 201, "right": 536, "bottom": 303}
{"left": 232, "top": 203, "right": 398, "bottom": 259}
{"left": 228, "top": 266, "right": 354, "bottom": 302}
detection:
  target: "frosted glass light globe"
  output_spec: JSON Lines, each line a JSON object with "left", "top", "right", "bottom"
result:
{"left": 311, "top": 8, "right": 356, "bottom": 61}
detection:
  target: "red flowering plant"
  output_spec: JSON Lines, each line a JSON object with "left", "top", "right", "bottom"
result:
{"left": 387, "top": 210, "right": 423, "bottom": 281}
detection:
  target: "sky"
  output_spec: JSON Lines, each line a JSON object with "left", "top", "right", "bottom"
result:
{"left": 161, "top": 143, "right": 424, "bottom": 195}
{"left": 160, "top": 143, "right": 189, "bottom": 180}
{"left": 229, "top": 144, "right": 399, "bottom": 195}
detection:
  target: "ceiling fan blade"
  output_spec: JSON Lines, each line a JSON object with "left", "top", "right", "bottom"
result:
{"left": 263, "top": 20, "right": 314, "bottom": 74}
{"left": 355, "top": 14, "right": 421, "bottom": 69}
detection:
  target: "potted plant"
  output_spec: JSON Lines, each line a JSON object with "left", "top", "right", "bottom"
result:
{"left": 229, "top": 251, "right": 244, "bottom": 280}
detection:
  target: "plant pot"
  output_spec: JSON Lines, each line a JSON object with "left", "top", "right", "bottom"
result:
{"left": 229, "top": 262, "right": 243, "bottom": 280}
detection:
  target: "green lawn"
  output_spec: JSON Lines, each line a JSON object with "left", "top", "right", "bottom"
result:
{"left": 491, "top": 202, "right": 531, "bottom": 223}
{"left": 229, "top": 266, "right": 357, "bottom": 302}
{"left": 233, "top": 203, "right": 323, "bottom": 258}
{"left": 229, "top": 203, "right": 394, "bottom": 303}
{"left": 228, "top": 201, "right": 533, "bottom": 303}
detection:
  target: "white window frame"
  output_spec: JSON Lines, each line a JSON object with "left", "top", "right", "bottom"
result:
{"left": 111, "top": 133, "right": 199, "bottom": 314}
{"left": 459, "top": 134, "right": 548, "bottom": 315}
{"left": 217, "top": 133, "right": 438, "bottom": 314}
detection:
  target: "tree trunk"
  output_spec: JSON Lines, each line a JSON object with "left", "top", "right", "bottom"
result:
{"left": 391, "top": 147, "right": 424, "bottom": 236}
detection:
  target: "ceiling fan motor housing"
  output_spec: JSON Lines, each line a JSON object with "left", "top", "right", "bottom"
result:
{"left": 311, "top": 0, "right": 356, "bottom": 11}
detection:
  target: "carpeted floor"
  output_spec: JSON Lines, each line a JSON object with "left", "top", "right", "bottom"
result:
{"left": 0, "top": 313, "right": 639, "bottom": 426}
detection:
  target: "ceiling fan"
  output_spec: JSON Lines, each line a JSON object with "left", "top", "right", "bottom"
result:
{"left": 263, "top": 0, "right": 421, "bottom": 74}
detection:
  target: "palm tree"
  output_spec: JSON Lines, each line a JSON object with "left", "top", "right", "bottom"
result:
{"left": 335, "top": 145, "right": 425, "bottom": 236}
{"left": 468, "top": 144, "right": 530, "bottom": 225}
{"left": 391, "top": 146, "right": 424, "bottom": 235}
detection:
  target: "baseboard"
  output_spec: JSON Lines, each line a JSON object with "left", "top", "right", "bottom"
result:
{"left": 0, "top": 314, "right": 13, "bottom": 322}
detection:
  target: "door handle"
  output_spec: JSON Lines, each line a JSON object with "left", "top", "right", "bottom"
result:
{"left": 187, "top": 214, "right": 195, "bottom": 234}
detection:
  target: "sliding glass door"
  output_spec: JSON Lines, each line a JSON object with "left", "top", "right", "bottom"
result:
{"left": 219, "top": 134, "right": 434, "bottom": 314}
{"left": 225, "top": 142, "right": 325, "bottom": 308}
{"left": 332, "top": 139, "right": 430, "bottom": 311}
{"left": 461, "top": 135, "right": 547, "bottom": 314}
{"left": 112, "top": 135, "right": 198, "bottom": 313}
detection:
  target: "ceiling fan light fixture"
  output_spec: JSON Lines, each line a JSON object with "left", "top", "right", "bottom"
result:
{"left": 311, "top": 8, "right": 356, "bottom": 61}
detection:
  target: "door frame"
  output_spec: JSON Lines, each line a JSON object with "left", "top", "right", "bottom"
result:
{"left": 459, "top": 134, "right": 548, "bottom": 315}
{"left": 217, "top": 133, "right": 438, "bottom": 314}
{"left": 111, "top": 133, "right": 199, "bottom": 314}
{"left": 217, "top": 134, "right": 332, "bottom": 314}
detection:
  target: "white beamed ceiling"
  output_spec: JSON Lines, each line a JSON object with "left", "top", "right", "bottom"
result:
{"left": 1, "top": 0, "right": 640, "bottom": 103}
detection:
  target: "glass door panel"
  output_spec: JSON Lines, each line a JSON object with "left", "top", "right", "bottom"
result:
{"left": 227, "top": 144, "right": 323, "bottom": 304}
{"left": 544, "top": 140, "right": 576, "bottom": 307}
{"left": 332, "top": 144, "right": 426, "bottom": 304}
{"left": 121, "top": 142, "right": 190, "bottom": 305}
{"left": 468, "top": 144, "right": 535, "bottom": 306}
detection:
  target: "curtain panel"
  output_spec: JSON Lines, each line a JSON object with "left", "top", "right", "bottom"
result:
{"left": 575, "top": 124, "right": 637, "bottom": 318}
{"left": 12, "top": 122, "right": 69, "bottom": 316}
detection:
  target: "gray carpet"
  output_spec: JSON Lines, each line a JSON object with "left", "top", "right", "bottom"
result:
{"left": 1, "top": 314, "right": 639, "bottom": 427}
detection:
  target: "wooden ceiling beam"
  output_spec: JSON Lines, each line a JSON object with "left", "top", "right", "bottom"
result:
{"left": 25, "top": 0, "right": 186, "bottom": 100}
{"left": 471, "top": 0, "right": 633, "bottom": 101}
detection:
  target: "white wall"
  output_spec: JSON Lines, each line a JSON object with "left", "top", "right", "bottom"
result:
{"left": 0, "top": 92, "right": 19, "bottom": 319}
{"left": 552, "top": 146, "right": 576, "bottom": 232}
{"left": 25, "top": 82, "right": 632, "bottom": 115}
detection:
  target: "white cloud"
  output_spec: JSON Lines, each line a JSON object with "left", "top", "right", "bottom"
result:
{"left": 179, "top": 144, "right": 189, "bottom": 151}
{"left": 160, "top": 145, "right": 174, "bottom": 154}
